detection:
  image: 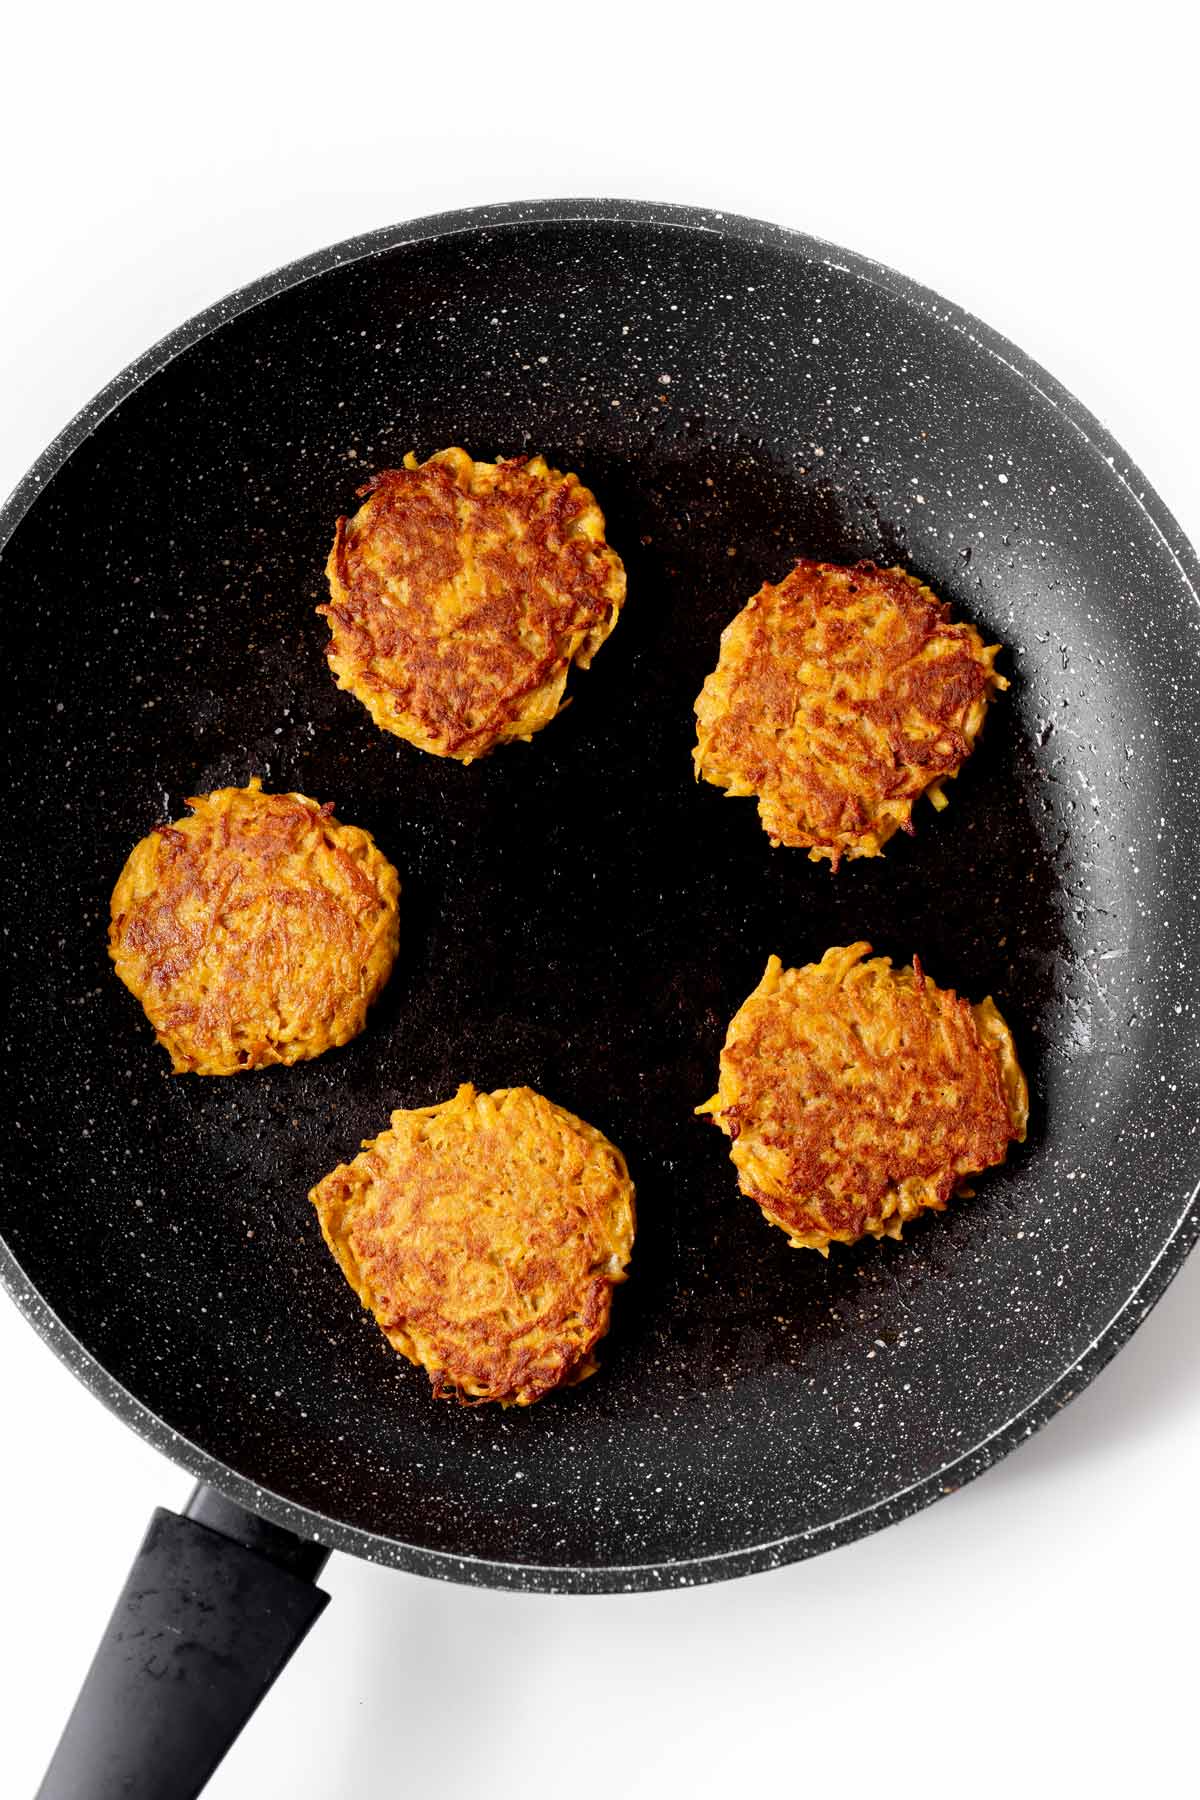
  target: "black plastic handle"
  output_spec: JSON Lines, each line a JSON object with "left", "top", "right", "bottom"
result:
{"left": 37, "top": 1484, "right": 331, "bottom": 1800}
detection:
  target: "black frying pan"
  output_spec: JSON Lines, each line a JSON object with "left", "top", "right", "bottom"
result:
{"left": 3, "top": 200, "right": 1198, "bottom": 1799}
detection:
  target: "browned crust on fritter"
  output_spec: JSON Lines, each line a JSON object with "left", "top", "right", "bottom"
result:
{"left": 108, "top": 779, "right": 400, "bottom": 1075}
{"left": 310, "top": 1084, "right": 635, "bottom": 1406}
{"left": 319, "top": 448, "right": 626, "bottom": 761}
{"left": 693, "top": 559, "right": 1006, "bottom": 864}
{"left": 698, "top": 944, "right": 1028, "bottom": 1251}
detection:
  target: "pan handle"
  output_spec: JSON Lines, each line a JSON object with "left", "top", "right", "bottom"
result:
{"left": 36, "top": 1483, "right": 331, "bottom": 1800}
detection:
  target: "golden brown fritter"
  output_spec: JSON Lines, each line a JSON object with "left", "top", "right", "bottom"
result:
{"left": 693, "top": 559, "right": 1006, "bottom": 866}
{"left": 699, "top": 944, "right": 1027, "bottom": 1252}
{"left": 310, "top": 1084, "right": 635, "bottom": 1406}
{"left": 320, "top": 448, "right": 626, "bottom": 762}
{"left": 109, "top": 779, "right": 400, "bottom": 1075}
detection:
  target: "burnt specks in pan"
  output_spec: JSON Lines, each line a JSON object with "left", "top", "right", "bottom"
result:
{"left": 0, "top": 200, "right": 1198, "bottom": 1592}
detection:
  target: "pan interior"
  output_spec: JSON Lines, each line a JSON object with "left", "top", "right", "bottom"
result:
{"left": 2, "top": 213, "right": 1198, "bottom": 1582}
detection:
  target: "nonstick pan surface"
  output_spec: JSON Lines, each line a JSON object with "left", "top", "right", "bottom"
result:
{"left": 1, "top": 200, "right": 1198, "bottom": 1593}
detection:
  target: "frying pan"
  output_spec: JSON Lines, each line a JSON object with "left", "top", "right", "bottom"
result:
{"left": 2, "top": 199, "right": 1198, "bottom": 1798}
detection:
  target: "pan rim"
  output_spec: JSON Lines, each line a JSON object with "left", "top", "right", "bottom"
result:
{"left": 2, "top": 196, "right": 1198, "bottom": 1594}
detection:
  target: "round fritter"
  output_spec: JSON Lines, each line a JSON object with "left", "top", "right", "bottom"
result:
{"left": 693, "top": 559, "right": 1006, "bottom": 866}
{"left": 310, "top": 1084, "right": 635, "bottom": 1406}
{"left": 109, "top": 779, "right": 400, "bottom": 1076}
{"left": 699, "top": 944, "right": 1028, "bottom": 1252}
{"left": 319, "top": 448, "right": 626, "bottom": 762}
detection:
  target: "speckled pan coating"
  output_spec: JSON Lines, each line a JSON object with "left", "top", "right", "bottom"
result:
{"left": 1, "top": 199, "right": 1198, "bottom": 1595}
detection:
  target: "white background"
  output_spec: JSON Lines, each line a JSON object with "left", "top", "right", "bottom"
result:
{"left": 3, "top": 5, "right": 1198, "bottom": 1796}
